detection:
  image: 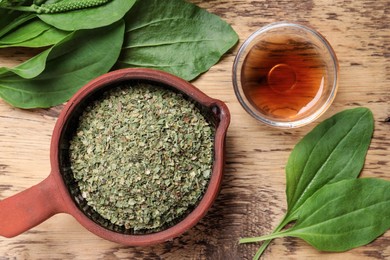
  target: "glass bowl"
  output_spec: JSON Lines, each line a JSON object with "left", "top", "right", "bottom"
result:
{"left": 232, "top": 22, "right": 339, "bottom": 128}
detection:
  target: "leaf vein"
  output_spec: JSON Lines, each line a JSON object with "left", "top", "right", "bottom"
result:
{"left": 292, "top": 111, "right": 369, "bottom": 210}
{"left": 122, "top": 39, "right": 215, "bottom": 49}
{"left": 126, "top": 17, "right": 192, "bottom": 32}
{"left": 293, "top": 199, "right": 389, "bottom": 233}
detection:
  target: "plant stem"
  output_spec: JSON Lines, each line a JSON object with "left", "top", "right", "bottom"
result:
{"left": 252, "top": 216, "right": 290, "bottom": 259}
{"left": 253, "top": 213, "right": 292, "bottom": 260}
{"left": 1, "top": 5, "right": 35, "bottom": 12}
{"left": 239, "top": 214, "right": 294, "bottom": 260}
{"left": 239, "top": 230, "right": 289, "bottom": 244}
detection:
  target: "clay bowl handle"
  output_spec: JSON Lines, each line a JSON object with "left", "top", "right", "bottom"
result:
{"left": 0, "top": 174, "right": 65, "bottom": 238}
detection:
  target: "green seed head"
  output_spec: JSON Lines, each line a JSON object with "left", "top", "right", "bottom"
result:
{"left": 36, "top": 0, "right": 112, "bottom": 14}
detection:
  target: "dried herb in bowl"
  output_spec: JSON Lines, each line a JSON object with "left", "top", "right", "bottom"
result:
{"left": 69, "top": 83, "right": 215, "bottom": 232}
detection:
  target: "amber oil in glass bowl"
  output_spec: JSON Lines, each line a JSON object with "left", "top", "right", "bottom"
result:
{"left": 233, "top": 22, "right": 338, "bottom": 128}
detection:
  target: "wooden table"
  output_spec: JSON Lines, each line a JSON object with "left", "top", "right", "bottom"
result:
{"left": 0, "top": 0, "right": 389, "bottom": 259}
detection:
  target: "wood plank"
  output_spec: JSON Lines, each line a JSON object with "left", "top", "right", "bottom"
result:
{"left": 0, "top": 0, "right": 389, "bottom": 259}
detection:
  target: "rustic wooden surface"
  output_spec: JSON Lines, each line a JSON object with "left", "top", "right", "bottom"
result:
{"left": 0, "top": 0, "right": 389, "bottom": 259}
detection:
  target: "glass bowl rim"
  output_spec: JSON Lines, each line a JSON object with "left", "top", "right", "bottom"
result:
{"left": 232, "top": 21, "right": 339, "bottom": 128}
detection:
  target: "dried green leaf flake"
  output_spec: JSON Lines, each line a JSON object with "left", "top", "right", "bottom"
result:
{"left": 69, "top": 83, "right": 214, "bottom": 231}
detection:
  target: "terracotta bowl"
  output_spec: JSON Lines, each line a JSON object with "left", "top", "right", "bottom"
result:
{"left": 0, "top": 68, "right": 230, "bottom": 245}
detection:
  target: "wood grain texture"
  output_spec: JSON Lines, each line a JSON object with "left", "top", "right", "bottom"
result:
{"left": 0, "top": 0, "right": 389, "bottom": 259}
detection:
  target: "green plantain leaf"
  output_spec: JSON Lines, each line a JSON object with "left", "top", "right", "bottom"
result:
{"left": 241, "top": 178, "right": 390, "bottom": 252}
{"left": 240, "top": 108, "right": 375, "bottom": 259}
{"left": 117, "top": 0, "right": 238, "bottom": 81}
{"left": 0, "top": 1, "right": 33, "bottom": 30}
{"left": 0, "top": 18, "right": 68, "bottom": 48}
{"left": 0, "top": 11, "right": 36, "bottom": 38}
{"left": 280, "top": 178, "right": 390, "bottom": 251}
{"left": 285, "top": 107, "right": 374, "bottom": 218}
{"left": 0, "top": 18, "right": 49, "bottom": 44}
{"left": 37, "top": 0, "right": 135, "bottom": 31}
{"left": 0, "top": 48, "right": 51, "bottom": 79}
{"left": 0, "top": 20, "right": 125, "bottom": 108}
